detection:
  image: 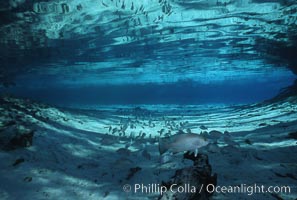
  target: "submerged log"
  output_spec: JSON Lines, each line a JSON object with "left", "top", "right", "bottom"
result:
{"left": 159, "top": 153, "right": 217, "bottom": 200}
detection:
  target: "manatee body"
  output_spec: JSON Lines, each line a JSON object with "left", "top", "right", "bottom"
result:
{"left": 159, "top": 133, "right": 209, "bottom": 155}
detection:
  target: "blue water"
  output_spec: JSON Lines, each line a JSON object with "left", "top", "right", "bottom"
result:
{"left": 3, "top": 76, "right": 295, "bottom": 106}
{"left": 1, "top": 1, "right": 297, "bottom": 200}
{"left": 0, "top": 1, "right": 297, "bottom": 108}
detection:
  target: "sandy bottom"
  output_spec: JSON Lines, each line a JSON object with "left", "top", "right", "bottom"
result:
{"left": 0, "top": 96, "right": 297, "bottom": 200}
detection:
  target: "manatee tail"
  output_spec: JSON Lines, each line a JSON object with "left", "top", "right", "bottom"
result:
{"left": 158, "top": 137, "right": 169, "bottom": 155}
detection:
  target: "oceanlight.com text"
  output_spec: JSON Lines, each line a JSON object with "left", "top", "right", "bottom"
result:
{"left": 206, "top": 183, "right": 291, "bottom": 196}
{"left": 122, "top": 183, "right": 292, "bottom": 196}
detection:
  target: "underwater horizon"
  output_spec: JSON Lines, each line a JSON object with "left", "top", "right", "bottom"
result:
{"left": 1, "top": 0, "right": 297, "bottom": 200}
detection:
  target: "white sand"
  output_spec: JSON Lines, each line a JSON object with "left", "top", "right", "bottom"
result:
{"left": 0, "top": 96, "right": 297, "bottom": 200}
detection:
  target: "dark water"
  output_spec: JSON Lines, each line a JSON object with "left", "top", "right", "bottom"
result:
{"left": 2, "top": 77, "right": 295, "bottom": 106}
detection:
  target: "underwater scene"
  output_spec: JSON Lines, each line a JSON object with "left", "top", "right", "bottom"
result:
{"left": 1, "top": 0, "right": 297, "bottom": 199}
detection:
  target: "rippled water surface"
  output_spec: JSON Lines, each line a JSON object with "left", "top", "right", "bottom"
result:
{"left": 0, "top": 0, "right": 297, "bottom": 105}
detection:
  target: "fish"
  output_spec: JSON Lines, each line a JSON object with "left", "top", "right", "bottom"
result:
{"left": 200, "top": 125, "right": 208, "bottom": 130}
{"left": 112, "top": 127, "right": 118, "bottom": 135}
{"left": 121, "top": 123, "right": 128, "bottom": 132}
{"left": 159, "top": 133, "right": 209, "bottom": 156}
{"left": 158, "top": 128, "right": 165, "bottom": 136}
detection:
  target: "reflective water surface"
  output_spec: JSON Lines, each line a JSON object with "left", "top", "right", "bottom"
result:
{"left": 0, "top": 0, "right": 297, "bottom": 105}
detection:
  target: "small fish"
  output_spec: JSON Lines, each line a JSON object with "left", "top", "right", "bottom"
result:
{"left": 112, "top": 127, "right": 118, "bottom": 134}
{"left": 200, "top": 125, "right": 208, "bottom": 130}
{"left": 159, "top": 133, "right": 209, "bottom": 155}
{"left": 158, "top": 128, "right": 165, "bottom": 135}
{"left": 140, "top": 132, "right": 146, "bottom": 139}
{"left": 129, "top": 131, "right": 135, "bottom": 138}
{"left": 121, "top": 123, "right": 128, "bottom": 132}
{"left": 186, "top": 128, "right": 192, "bottom": 134}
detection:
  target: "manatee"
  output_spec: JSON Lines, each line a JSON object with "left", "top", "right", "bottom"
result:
{"left": 159, "top": 133, "right": 209, "bottom": 156}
